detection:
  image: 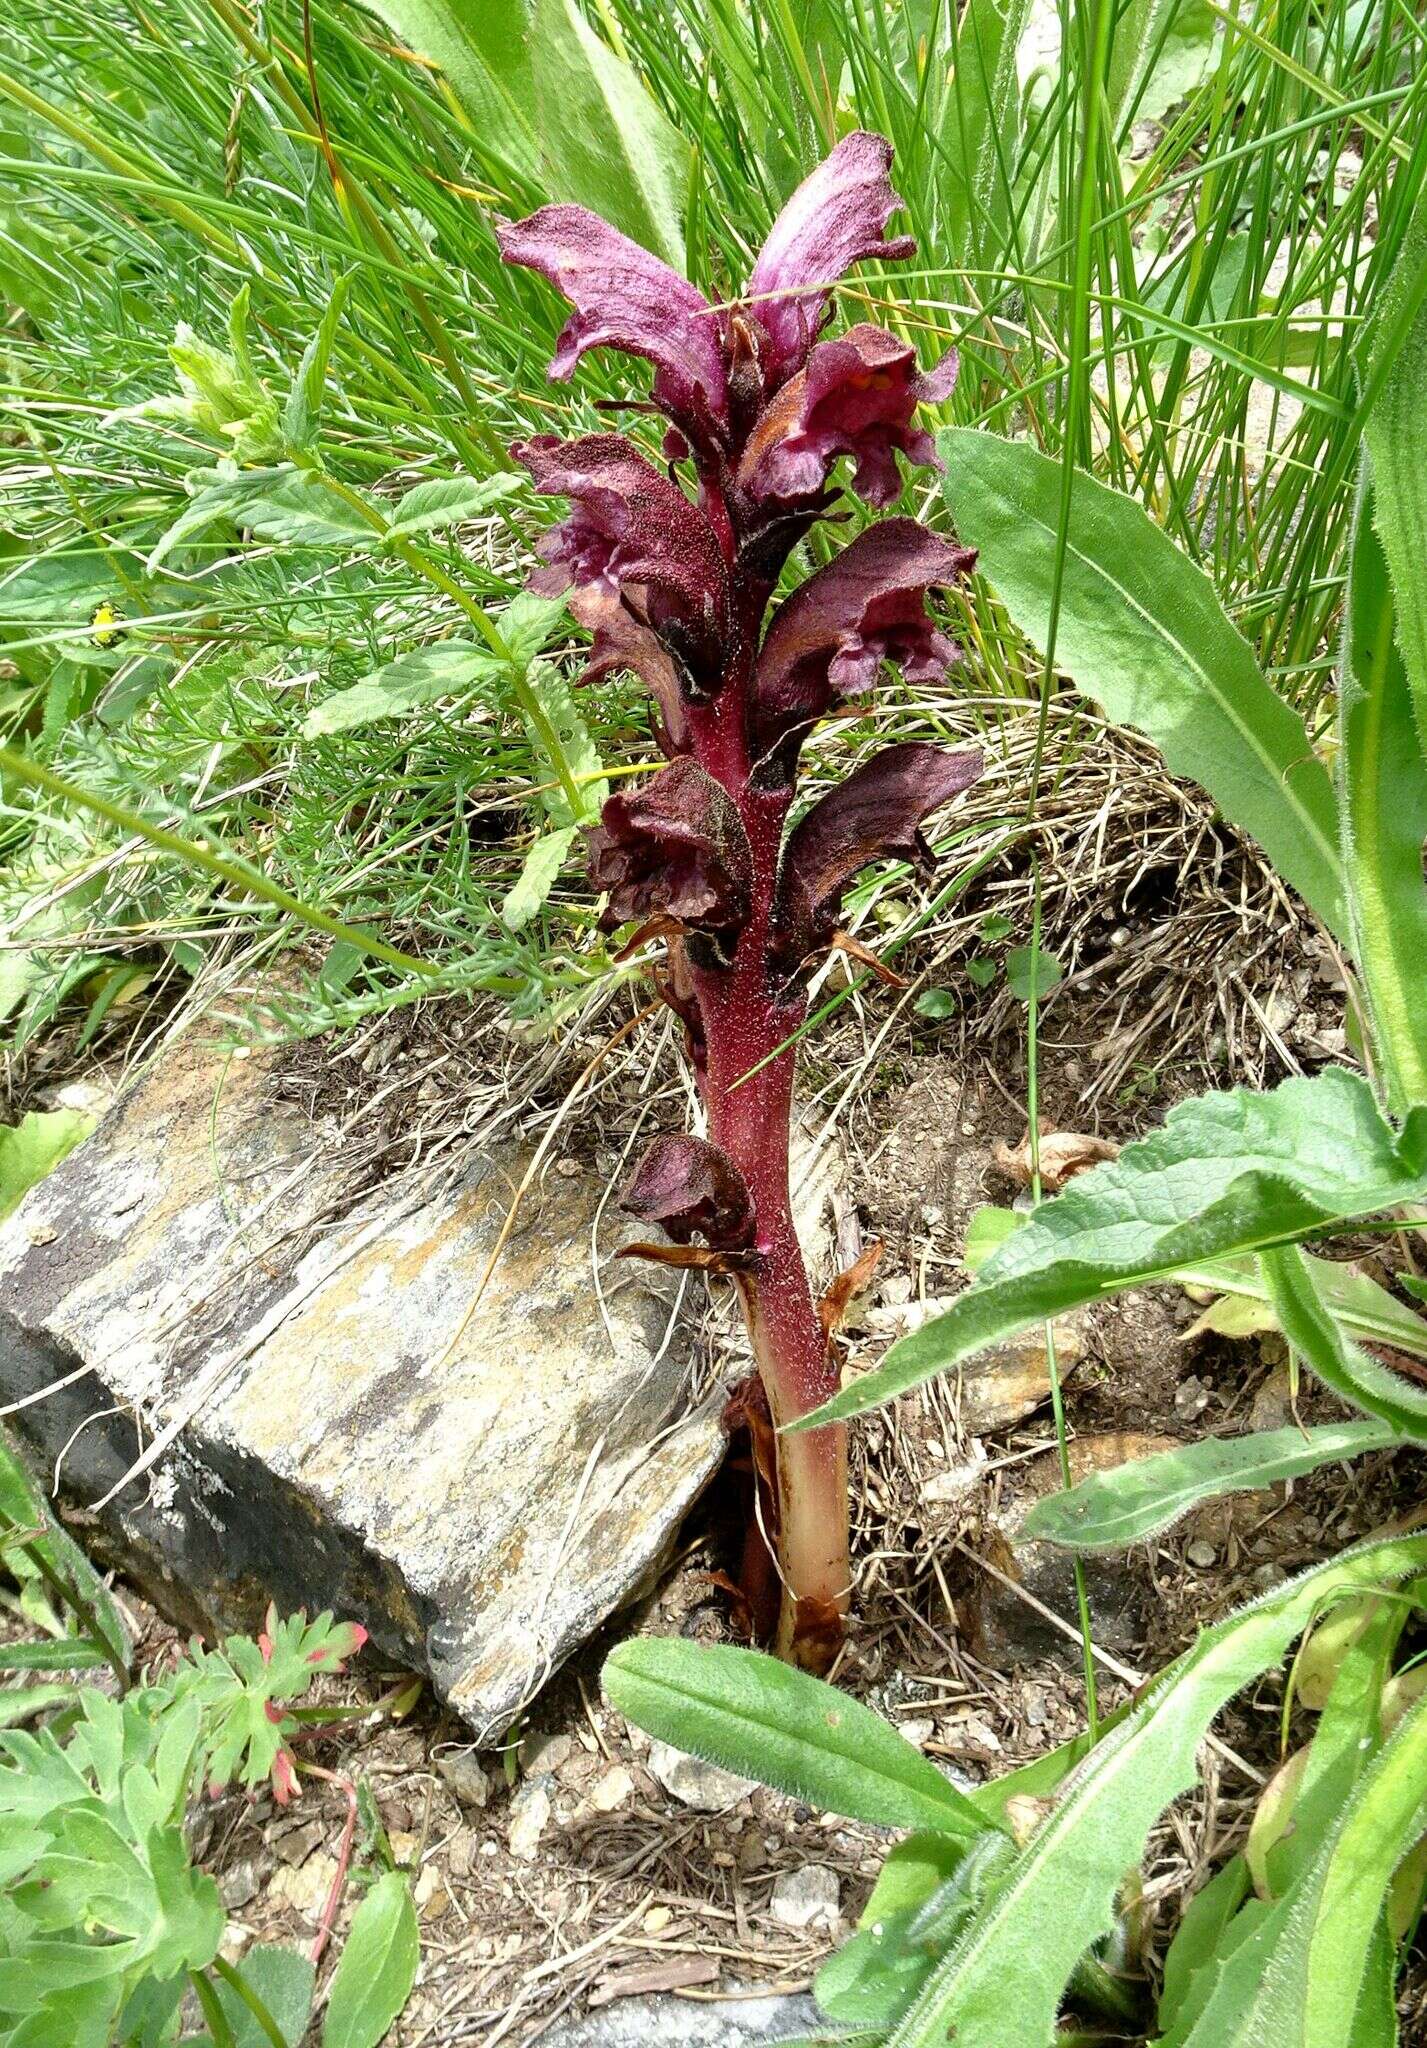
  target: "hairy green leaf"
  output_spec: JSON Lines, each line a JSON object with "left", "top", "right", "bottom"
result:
{"left": 321, "top": 1871, "right": 419, "bottom": 2048}
{"left": 939, "top": 0, "right": 1034, "bottom": 267}
{"left": 301, "top": 642, "right": 496, "bottom": 738}
{"left": 213, "top": 1946, "right": 315, "bottom": 2048}
{"left": 1338, "top": 458, "right": 1427, "bottom": 1110}
{"left": 501, "top": 825, "right": 577, "bottom": 931}
{"left": 147, "top": 466, "right": 372, "bottom": 570}
{"left": 939, "top": 430, "right": 1346, "bottom": 939}
{"left": 385, "top": 472, "right": 522, "bottom": 539}
{"left": 529, "top": 0, "right": 690, "bottom": 271}
{"left": 797, "top": 1070, "right": 1427, "bottom": 1429}
{"left": 1263, "top": 1243, "right": 1427, "bottom": 1440}
{"left": 603, "top": 1639, "right": 992, "bottom": 1841}
{"left": 883, "top": 1535, "right": 1427, "bottom": 2048}
{"left": 1024, "top": 1419, "right": 1402, "bottom": 1552}
{"left": 1358, "top": 176, "right": 1427, "bottom": 758}
{"left": 356, "top": 0, "right": 541, "bottom": 185}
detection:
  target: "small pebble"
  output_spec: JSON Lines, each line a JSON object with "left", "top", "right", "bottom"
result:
{"left": 436, "top": 1749, "right": 491, "bottom": 1810}
{"left": 587, "top": 1764, "right": 634, "bottom": 1813}
{"left": 648, "top": 1738, "right": 758, "bottom": 1812}
{"left": 1186, "top": 1539, "right": 1217, "bottom": 1568}
{"left": 1175, "top": 1375, "right": 1212, "bottom": 1420}
{"left": 770, "top": 1863, "right": 841, "bottom": 1933}
{"left": 507, "top": 1779, "right": 553, "bottom": 1861}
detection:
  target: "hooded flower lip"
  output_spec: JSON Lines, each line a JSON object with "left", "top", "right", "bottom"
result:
{"left": 498, "top": 206, "right": 729, "bottom": 441}
{"left": 568, "top": 585, "right": 691, "bottom": 756}
{"left": 621, "top": 1131, "right": 754, "bottom": 1248}
{"left": 737, "top": 325, "right": 957, "bottom": 511}
{"left": 773, "top": 741, "right": 983, "bottom": 972}
{"left": 746, "top": 133, "right": 917, "bottom": 389}
{"left": 752, "top": 517, "right": 976, "bottom": 756}
{"left": 514, "top": 434, "right": 731, "bottom": 687}
{"left": 586, "top": 756, "right": 754, "bottom": 934}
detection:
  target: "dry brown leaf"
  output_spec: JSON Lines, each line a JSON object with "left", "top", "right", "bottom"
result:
{"left": 993, "top": 1124, "right": 1120, "bottom": 1191}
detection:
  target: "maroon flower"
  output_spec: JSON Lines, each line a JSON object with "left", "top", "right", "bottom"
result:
{"left": 621, "top": 1132, "right": 754, "bottom": 1248}
{"left": 773, "top": 742, "right": 983, "bottom": 972}
{"left": 567, "top": 586, "right": 691, "bottom": 756}
{"left": 497, "top": 207, "right": 728, "bottom": 442}
{"left": 746, "top": 133, "right": 917, "bottom": 388}
{"left": 738, "top": 325, "right": 956, "bottom": 511}
{"left": 514, "top": 434, "right": 731, "bottom": 689}
{"left": 586, "top": 757, "right": 753, "bottom": 934}
{"left": 752, "top": 518, "right": 976, "bottom": 757}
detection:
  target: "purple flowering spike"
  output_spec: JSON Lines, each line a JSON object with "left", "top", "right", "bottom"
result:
{"left": 586, "top": 757, "right": 753, "bottom": 933}
{"left": 621, "top": 1132, "right": 754, "bottom": 1248}
{"left": 738, "top": 325, "right": 956, "bottom": 510}
{"left": 498, "top": 206, "right": 728, "bottom": 443}
{"left": 746, "top": 133, "right": 917, "bottom": 388}
{"left": 752, "top": 518, "right": 976, "bottom": 755}
{"left": 514, "top": 434, "right": 731, "bottom": 688}
{"left": 773, "top": 742, "right": 983, "bottom": 972}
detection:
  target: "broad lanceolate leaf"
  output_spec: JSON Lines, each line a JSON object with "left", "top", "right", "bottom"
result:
{"left": 1338, "top": 459, "right": 1427, "bottom": 1110}
{"left": 1359, "top": 175, "right": 1427, "bottom": 759}
{"left": 883, "top": 1534, "right": 1427, "bottom": 2048}
{"left": 1263, "top": 1243, "right": 1427, "bottom": 1441}
{"left": 938, "top": 0, "right": 1035, "bottom": 268}
{"left": 356, "top": 0, "right": 542, "bottom": 186}
{"left": 603, "top": 1638, "right": 992, "bottom": 1841}
{"left": 301, "top": 642, "right": 497, "bottom": 737}
{"left": 797, "top": 1069, "right": 1427, "bottom": 1430}
{"left": 1024, "top": 1420, "right": 1402, "bottom": 1553}
{"left": 1176, "top": 1250, "right": 1427, "bottom": 1362}
{"left": 385, "top": 472, "right": 522, "bottom": 539}
{"left": 1162, "top": 1686, "right": 1427, "bottom": 2047}
{"left": 214, "top": 1946, "right": 315, "bottom": 2048}
{"left": 320, "top": 1870, "right": 419, "bottom": 2048}
{"left": 939, "top": 429, "right": 1347, "bottom": 940}
{"left": 529, "top": 0, "right": 691, "bottom": 272}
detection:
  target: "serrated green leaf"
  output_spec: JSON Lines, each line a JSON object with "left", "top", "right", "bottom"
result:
{"left": 795, "top": 1070, "right": 1427, "bottom": 1430}
{"left": 283, "top": 274, "right": 354, "bottom": 453}
{"left": 884, "top": 1534, "right": 1427, "bottom": 2048}
{"left": 0, "top": 1107, "right": 95, "bottom": 1219}
{"left": 147, "top": 466, "right": 372, "bottom": 571}
{"left": 1024, "top": 1420, "right": 1402, "bottom": 1553}
{"left": 603, "top": 1639, "right": 993, "bottom": 1841}
{"left": 501, "top": 825, "right": 577, "bottom": 931}
{"left": 321, "top": 1871, "right": 419, "bottom": 2048}
{"left": 384, "top": 472, "right": 521, "bottom": 539}
{"left": 302, "top": 642, "right": 495, "bottom": 738}
{"left": 940, "top": 430, "right": 1347, "bottom": 939}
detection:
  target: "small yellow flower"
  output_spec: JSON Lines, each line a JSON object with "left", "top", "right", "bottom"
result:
{"left": 90, "top": 602, "right": 123, "bottom": 648}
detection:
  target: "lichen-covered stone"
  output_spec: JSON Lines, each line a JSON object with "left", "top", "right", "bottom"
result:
{"left": 0, "top": 1034, "right": 724, "bottom": 1739}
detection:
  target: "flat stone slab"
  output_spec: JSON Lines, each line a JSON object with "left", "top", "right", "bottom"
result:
{"left": 0, "top": 1033, "right": 725, "bottom": 1740}
{"left": 545, "top": 1993, "right": 821, "bottom": 2047}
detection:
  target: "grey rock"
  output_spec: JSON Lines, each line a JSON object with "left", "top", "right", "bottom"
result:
{"left": 647, "top": 1738, "right": 758, "bottom": 1812}
{"left": 769, "top": 1863, "right": 840, "bottom": 1932}
{"left": 0, "top": 1032, "right": 725, "bottom": 1742}
{"left": 544, "top": 1993, "right": 821, "bottom": 2047}
{"left": 507, "top": 1776, "right": 553, "bottom": 1861}
{"left": 435, "top": 1749, "right": 490, "bottom": 1810}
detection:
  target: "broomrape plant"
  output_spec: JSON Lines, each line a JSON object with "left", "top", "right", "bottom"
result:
{"left": 498, "top": 133, "right": 983, "bottom": 1669}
